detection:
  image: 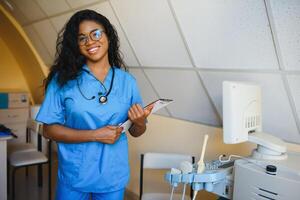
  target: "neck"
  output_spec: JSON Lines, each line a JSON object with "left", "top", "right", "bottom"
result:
{"left": 87, "top": 59, "right": 110, "bottom": 73}
{"left": 88, "top": 53, "right": 111, "bottom": 70}
{"left": 86, "top": 57, "right": 112, "bottom": 82}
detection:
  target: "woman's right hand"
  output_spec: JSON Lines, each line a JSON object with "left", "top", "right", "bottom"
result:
{"left": 93, "top": 125, "right": 124, "bottom": 144}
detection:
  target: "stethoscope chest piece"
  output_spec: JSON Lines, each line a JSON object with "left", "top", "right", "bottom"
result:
{"left": 78, "top": 67, "right": 115, "bottom": 104}
{"left": 99, "top": 95, "right": 107, "bottom": 104}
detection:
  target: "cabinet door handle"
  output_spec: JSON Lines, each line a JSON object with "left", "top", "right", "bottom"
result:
{"left": 8, "top": 114, "right": 18, "bottom": 118}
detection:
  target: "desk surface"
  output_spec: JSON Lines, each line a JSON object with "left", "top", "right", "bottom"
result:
{"left": 0, "top": 135, "right": 12, "bottom": 141}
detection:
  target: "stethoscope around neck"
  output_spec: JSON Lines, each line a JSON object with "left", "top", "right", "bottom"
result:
{"left": 77, "top": 67, "right": 115, "bottom": 104}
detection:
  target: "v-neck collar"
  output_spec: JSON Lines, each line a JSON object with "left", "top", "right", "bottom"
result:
{"left": 82, "top": 64, "right": 113, "bottom": 86}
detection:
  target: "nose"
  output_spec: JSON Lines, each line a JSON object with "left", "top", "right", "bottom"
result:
{"left": 85, "top": 37, "right": 93, "bottom": 45}
{"left": 85, "top": 37, "right": 94, "bottom": 46}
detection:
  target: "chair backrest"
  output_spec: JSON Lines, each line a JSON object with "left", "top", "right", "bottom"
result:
{"left": 26, "top": 118, "right": 51, "bottom": 155}
{"left": 27, "top": 118, "right": 42, "bottom": 135}
{"left": 143, "top": 152, "right": 193, "bottom": 169}
{"left": 140, "top": 152, "right": 194, "bottom": 199}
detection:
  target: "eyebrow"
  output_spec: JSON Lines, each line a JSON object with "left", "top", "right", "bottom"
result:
{"left": 78, "top": 28, "right": 100, "bottom": 36}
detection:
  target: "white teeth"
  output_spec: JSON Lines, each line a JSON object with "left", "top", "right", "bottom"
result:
{"left": 88, "top": 47, "right": 99, "bottom": 53}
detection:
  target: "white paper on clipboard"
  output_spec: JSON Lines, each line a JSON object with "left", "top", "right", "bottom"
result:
{"left": 119, "top": 99, "right": 173, "bottom": 132}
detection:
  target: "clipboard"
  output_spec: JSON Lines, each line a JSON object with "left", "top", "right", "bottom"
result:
{"left": 119, "top": 98, "right": 173, "bottom": 132}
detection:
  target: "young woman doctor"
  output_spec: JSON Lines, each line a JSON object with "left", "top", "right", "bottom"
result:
{"left": 36, "top": 10, "right": 152, "bottom": 200}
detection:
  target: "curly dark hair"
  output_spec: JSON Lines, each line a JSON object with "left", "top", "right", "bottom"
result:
{"left": 44, "top": 9, "right": 126, "bottom": 89}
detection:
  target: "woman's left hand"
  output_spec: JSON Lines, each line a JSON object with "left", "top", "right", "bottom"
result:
{"left": 128, "top": 104, "right": 153, "bottom": 126}
{"left": 128, "top": 104, "right": 154, "bottom": 137}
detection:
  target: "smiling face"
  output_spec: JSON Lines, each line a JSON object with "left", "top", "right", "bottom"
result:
{"left": 78, "top": 20, "right": 109, "bottom": 65}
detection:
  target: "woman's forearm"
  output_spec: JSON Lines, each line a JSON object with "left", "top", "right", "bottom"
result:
{"left": 43, "top": 124, "right": 124, "bottom": 144}
{"left": 128, "top": 122, "right": 146, "bottom": 137}
{"left": 43, "top": 124, "right": 96, "bottom": 143}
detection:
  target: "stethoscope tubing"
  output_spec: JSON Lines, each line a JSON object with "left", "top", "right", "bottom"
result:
{"left": 77, "top": 66, "right": 115, "bottom": 104}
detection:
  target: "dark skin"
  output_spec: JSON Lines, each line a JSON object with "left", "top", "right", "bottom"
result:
{"left": 128, "top": 104, "right": 153, "bottom": 137}
{"left": 43, "top": 20, "right": 153, "bottom": 144}
{"left": 43, "top": 104, "right": 153, "bottom": 144}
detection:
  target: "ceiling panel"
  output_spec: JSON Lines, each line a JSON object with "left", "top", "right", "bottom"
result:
{"left": 66, "top": 0, "right": 103, "bottom": 9}
{"left": 129, "top": 68, "right": 169, "bottom": 116}
{"left": 269, "top": 0, "right": 300, "bottom": 70}
{"left": 11, "top": 0, "right": 46, "bottom": 22}
{"left": 88, "top": 2, "right": 139, "bottom": 66}
{"left": 287, "top": 75, "right": 300, "bottom": 124}
{"left": 23, "top": 25, "right": 53, "bottom": 65}
{"left": 32, "top": 19, "right": 57, "bottom": 59}
{"left": 35, "top": 0, "right": 70, "bottom": 16}
{"left": 110, "top": 0, "right": 192, "bottom": 67}
{"left": 171, "top": 0, "right": 278, "bottom": 70}
{"left": 50, "top": 12, "right": 73, "bottom": 33}
{"left": 200, "top": 71, "right": 300, "bottom": 143}
{"left": 1, "top": 1, "right": 30, "bottom": 25}
{"left": 144, "top": 69, "right": 220, "bottom": 126}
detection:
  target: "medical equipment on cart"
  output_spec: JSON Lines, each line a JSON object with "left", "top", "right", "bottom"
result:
{"left": 165, "top": 81, "right": 300, "bottom": 200}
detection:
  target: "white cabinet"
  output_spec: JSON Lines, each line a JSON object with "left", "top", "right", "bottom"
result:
{"left": 0, "top": 108, "right": 29, "bottom": 124}
{"left": 0, "top": 92, "right": 29, "bottom": 144}
{"left": 0, "top": 92, "right": 29, "bottom": 109}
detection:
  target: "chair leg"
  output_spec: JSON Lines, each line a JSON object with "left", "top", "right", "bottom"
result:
{"left": 25, "top": 167, "right": 29, "bottom": 177}
{"left": 38, "top": 164, "right": 43, "bottom": 187}
{"left": 48, "top": 140, "right": 52, "bottom": 200}
{"left": 7, "top": 163, "right": 9, "bottom": 195}
{"left": 48, "top": 162, "right": 51, "bottom": 200}
{"left": 140, "top": 154, "right": 144, "bottom": 200}
{"left": 12, "top": 168, "right": 17, "bottom": 200}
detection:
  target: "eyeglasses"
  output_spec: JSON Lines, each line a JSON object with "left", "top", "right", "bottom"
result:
{"left": 78, "top": 29, "right": 104, "bottom": 46}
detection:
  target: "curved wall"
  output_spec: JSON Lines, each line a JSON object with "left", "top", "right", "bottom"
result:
{"left": 0, "top": 37, "right": 28, "bottom": 91}
{"left": 0, "top": 5, "right": 47, "bottom": 104}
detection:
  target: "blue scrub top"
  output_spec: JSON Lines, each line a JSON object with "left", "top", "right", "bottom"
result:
{"left": 36, "top": 65, "right": 143, "bottom": 193}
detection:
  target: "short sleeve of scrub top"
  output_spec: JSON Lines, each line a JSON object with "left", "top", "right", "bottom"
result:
{"left": 36, "top": 76, "right": 65, "bottom": 125}
{"left": 35, "top": 67, "right": 143, "bottom": 193}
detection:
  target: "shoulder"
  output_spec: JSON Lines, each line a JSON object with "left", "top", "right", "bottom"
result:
{"left": 46, "top": 73, "right": 72, "bottom": 93}
{"left": 47, "top": 74, "right": 60, "bottom": 90}
{"left": 114, "top": 67, "right": 137, "bottom": 83}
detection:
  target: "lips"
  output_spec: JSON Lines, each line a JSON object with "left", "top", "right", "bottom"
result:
{"left": 87, "top": 46, "right": 100, "bottom": 54}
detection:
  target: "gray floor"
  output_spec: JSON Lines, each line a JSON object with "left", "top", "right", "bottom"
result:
{"left": 8, "top": 152, "right": 132, "bottom": 200}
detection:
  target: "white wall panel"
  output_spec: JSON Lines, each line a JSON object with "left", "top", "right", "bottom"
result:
{"left": 129, "top": 68, "right": 169, "bottom": 116}
{"left": 110, "top": 0, "right": 192, "bottom": 67}
{"left": 171, "top": 0, "right": 278, "bottom": 70}
{"left": 36, "top": 0, "right": 70, "bottom": 16}
{"left": 11, "top": 0, "right": 46, "bottom": 22}
{"left": 287, "top": 75, "right": 300, "bottom": 124}
{"left": 200, "top": 71, "right": 300, "bottom": 143}
{"left": 23, "top": 25, "right": 53, "bottom": 65}
{"left": 269, "top": 0, "right": 300, "bottom": 70}
{"left": 88, "top": 2, "right": 139, "bottom": 66}
{"left": 145, "top": 69, "right": 220, "bottom": 125}
{"left": 50, "top": 12, "right": 73, "bottom": 33}
{"left": 32, "top": 19, "right": 57, "bottom": 59}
